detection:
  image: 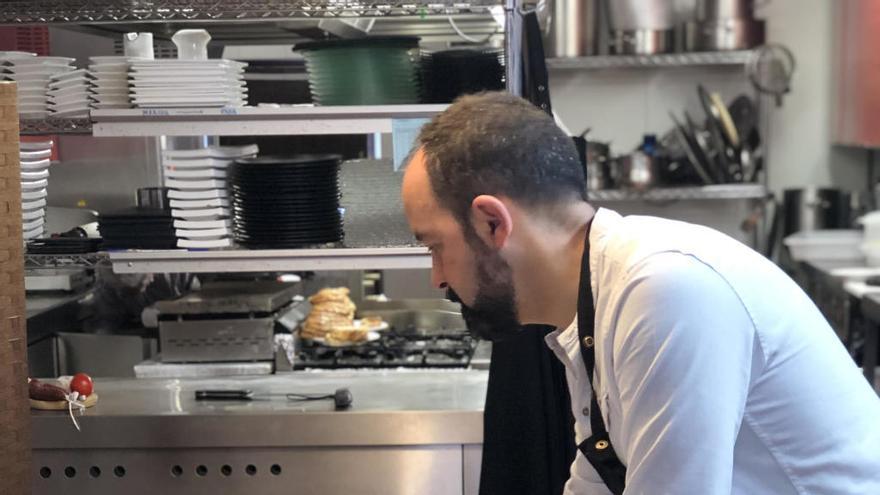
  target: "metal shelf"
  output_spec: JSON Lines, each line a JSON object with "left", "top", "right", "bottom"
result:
{"left": 20, "top": 117, "right": 92, "bottom": 135}
{"left": 25, "top": 253, "right": 104, "bottom": 269}
{"left": 1, "top": 0, "right": 499, "bottom": 22}
{"left": 91, "top": 104, "right": 448, "bottom": 137}
{"left": 547, "top": 50, "right": 753, "bottom": 70}
{"left": 589, "top": 184, "right": 767, "bottom": 202}
{"left": 109, "top": 247, "right": 431, "bottom": 273}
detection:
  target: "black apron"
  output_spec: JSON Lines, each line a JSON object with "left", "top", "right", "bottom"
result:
{"left": 577, "top": 224, "right": 628, "bottom": 494}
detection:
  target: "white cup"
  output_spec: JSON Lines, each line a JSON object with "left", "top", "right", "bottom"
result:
{"left": 172, "top": 29, "right": 212, "bottom": 60}
{"left": 123, "top": 32, "right": 154, "bottom": 59}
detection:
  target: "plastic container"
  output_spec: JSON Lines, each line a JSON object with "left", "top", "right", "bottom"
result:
{"left": 783, "top": 230, "right": 864, "bottom": 262}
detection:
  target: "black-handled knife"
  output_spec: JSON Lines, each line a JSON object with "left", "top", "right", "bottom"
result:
{"left": 195, "top": 389, "right": 254, "bottom": 401}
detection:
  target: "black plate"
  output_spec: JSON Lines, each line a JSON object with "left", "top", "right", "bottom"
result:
{"left": 229, "top": 187, "right": 340, "bottom": 197}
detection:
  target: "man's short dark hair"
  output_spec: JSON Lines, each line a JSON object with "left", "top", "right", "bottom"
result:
{"left": 415, "top": 91, "right": 587, "bottom": 229}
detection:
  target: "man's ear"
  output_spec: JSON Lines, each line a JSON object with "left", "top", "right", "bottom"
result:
{"left": 470, "top": 195, "right": 513, "bottom": 250}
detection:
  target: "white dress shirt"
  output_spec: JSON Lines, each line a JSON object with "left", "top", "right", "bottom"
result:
{"left": 545, "top": 208, "right": 880, "bottom": 495}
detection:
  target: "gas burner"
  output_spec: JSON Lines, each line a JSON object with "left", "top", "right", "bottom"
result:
{"left": 295, "top": 330, "right": 478, "bottom": 370}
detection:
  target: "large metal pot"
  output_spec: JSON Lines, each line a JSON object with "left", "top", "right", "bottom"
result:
{"left": 684, "top": 18, "right": 765, "bottom": 51}
{"left": 782, "top": 188, "right": 853, "bottom": 237}
{"left": 697, "top": 0, "right": 755, "bottom": 21}
{"left": 544, "top": 0, "right": 599, "bottom": 58}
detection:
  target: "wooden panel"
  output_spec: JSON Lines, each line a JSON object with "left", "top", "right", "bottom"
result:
{"left": 0, "top": 80, "right": 30, "bottom": 495}
{"left": 832, "top": 0, "right": 880, "bottom": 147}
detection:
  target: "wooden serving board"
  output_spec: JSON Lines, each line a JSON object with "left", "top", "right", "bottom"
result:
{"left": 30, "top": 393, "right": 98, "bottom": 411}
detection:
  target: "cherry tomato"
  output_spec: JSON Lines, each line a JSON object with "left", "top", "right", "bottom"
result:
{"left": 70, "top": 373, "right": 93, "bottom": 397}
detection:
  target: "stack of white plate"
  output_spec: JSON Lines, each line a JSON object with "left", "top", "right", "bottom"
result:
{"left": 129, "top": 59, "right": 248, "bottom": 108}
{"left": 88, "top": 56, "right": 142, "bottom": 110}
{"left": 48, "top": 69, "right": 92, "bottom": 118}
{"left": 2, "top": 56, "right": 75, "bottom": 118}
{"left": 163, "top": 144, "right": 258, "bottom": 248}
{"left": 20, "top": 140, "right": 53, "bottom": 240}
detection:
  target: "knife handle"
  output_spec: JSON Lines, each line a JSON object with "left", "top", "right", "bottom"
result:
{"left": 195, "top": 389, "right": 253, "bottom": 401}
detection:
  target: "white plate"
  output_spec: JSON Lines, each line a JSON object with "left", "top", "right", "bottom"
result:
{"left": 165, "top": 178, "right": 226, "bottom": 190}
{"left": 88, "top": 63, "right": 129, "bottom": 71}
{"left": 163, "top": 145, "right": 258, "bottom": 160}
{"left": 21, "top": 178, "right": 48, "bottom": 190}
{"left": 22, "top": 188, "right": 47, "bottom": 201}
{"left": 50, "top": 101, "right": 90, "bottom": 112}
{"left": 19, "top": 111, "right": 51, "bottom": 119}
{"left": 23, "top": 226, "right": 44, "bottom": 240}
{"left": 18, "top": 96, "right": 48, "bottom": 104}
{"left": 174, "top": 218, "right": 231, "bottom": 229}
{"left": 175, "top": 227, "right": 231, "bottom": 238}
{"left": 50, "top": 68, "right": 92, "bottom": 81}
{"left": 20, "top": 149, "right": 52, "bottom": 160}
{"left": 49, "top": 85, "right": 90, "bottom": 96}
{"left": 11, "top": 65, "right": 72, "bottom": 76}
{"left": 130, "top": 68, "right": 244, "bottom": 77}
{"left": 131, "top": 89, "right": 245, "bottom": 98}
{"left": 89, "top": 56, "right": 150, "bottom": 62}
{"left": 164, "top": 168, "right": 228, "bottom": 179}
{"left": 167, "top": 189, "right": 228, "bottom": 200}
{"left": 49, "top": 77, "right": 92, "bottom": 90}
{"left": 21, "top": 169, "right": 49, "bottom": 180}
{"left": 16, "top": 88, "right": 46, "bottom": 96}
{"left": 162, "top": 157, "right": 234, "bottom": 169}
{"left": 177, "top": 238, "right": 232, "bottom": 249}
{"left": 11, "top": 56, "right": 75, "bottom": 65}
{"left": 134, "top": 100, "right": 246, "bottom": 108}
{"left": 130, "top": 77, "right": 243, "bottom": 85}
{"left": 171, "top": 207, "right": 230, "bottom": 219}
{"left": 19, "top": 140, "right": 52, "bottom": 151}
{"left": 131, "top": 59, "right": 246, "bottom": 67}
{"left": 90, "top": 75, "right": 129, "bottom": 84}
{"left": 89, "top": 102, "right": 132, "bottom": 109}
{"left": 22, "top": 208, "right": 45, "bottom": 221}
{"left": 22, "top": 215, "right": 46, "bottom": 230}
{"left": 307, "top": 330, "right": 382, "bottom": 348}
{"left": 0, "top": 51, "right": 36, "bottom": 60}
{"left": 168, "top": 198, "right": 229, "bottom": 209}
{"left": 49, "top": 95, "right": 90, "bottom": 106}
{"left": 51, "top": 107, "right": 90, "bottom": 118}
{"left": 20, "top": 159, "right": 52, "bottom": 171}
{"left": 22, "top": 198, "right": 47, "bottom": 211}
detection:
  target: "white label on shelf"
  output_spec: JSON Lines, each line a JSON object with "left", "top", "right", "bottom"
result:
{"left": 392, "top": 117, "right": 431, "bottom": 171}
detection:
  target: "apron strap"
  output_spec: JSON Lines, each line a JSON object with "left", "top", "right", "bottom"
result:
{"left": 577, "top": 221, "right": 627, "bottom": 495}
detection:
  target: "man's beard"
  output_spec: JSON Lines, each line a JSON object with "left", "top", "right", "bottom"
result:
{"left": 446, "top": 246, "right": 522, "bottom": 342}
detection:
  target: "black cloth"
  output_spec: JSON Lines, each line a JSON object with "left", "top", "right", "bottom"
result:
{"left": 479, "top": 325, "right": 576, "bottom": 495}
{"left": 520, "top": 11, "right": 553, "bottom": 116}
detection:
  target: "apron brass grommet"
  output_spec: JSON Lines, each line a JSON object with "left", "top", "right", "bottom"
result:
{"left": 595, "top": 440, "right": 609, "bottom": 450}
{"left": 583, "top": 336, "right": 594, "bottom": 348}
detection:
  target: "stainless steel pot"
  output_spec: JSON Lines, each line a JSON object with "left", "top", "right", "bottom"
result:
{"left": 782, "top": 188, "right": 853, "bottom": 237}
{"left": 610, "top": 29, "right": 674, "bottom": 55}
{"left": 684, "top": 18, "right": 765, "bottom": 51}
{"left": 544, "top": 0, "right": 600, "bottom": 58}
{"left": 697, "top": 0, "right": 755, "bottom": 21}
{"left": 618, "top": 151, "right": 657, "bottom": 191}
{"left": 607, "top": 0, "right": 675, "bottom": 30}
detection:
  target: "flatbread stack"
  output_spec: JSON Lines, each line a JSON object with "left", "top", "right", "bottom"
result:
{"left": 301, "top": 287, "right": 368, "bottom": 344}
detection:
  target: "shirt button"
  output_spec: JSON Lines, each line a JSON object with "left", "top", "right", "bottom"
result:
{"left": 582, "top": 407, "right": 590, "bottom": 416}
{"left": 582, "top": 336, "right": 594, "bottom": 348}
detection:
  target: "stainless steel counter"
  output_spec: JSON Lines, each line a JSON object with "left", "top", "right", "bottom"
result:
{"left": 33, "top": 369, "right": 488, "bottom": 449}
{"left": 32, "top": 370, "right": 488, "bottom": 495}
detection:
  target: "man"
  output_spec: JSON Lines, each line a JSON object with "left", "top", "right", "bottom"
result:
{"left": 401, "top": 91, "right": 880, "bottom": 494}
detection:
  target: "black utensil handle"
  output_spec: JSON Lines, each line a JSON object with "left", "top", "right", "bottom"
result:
{"left": 195, "top": 390, "right": 253, "bottom": 401}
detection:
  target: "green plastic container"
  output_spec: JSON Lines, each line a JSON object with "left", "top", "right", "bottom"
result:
{"left": 294, "top": 37, "right": 421, "bottom": 105}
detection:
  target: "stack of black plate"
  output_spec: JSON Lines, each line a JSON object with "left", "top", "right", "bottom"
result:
{"left": 98, "top": 207, "right": 177, "bottom": 250}
{"left": 421, "top": 48, "right": 505, "bottom": 104}
{"left": 229, "top": 155, "right": 343, "bottom": 249}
